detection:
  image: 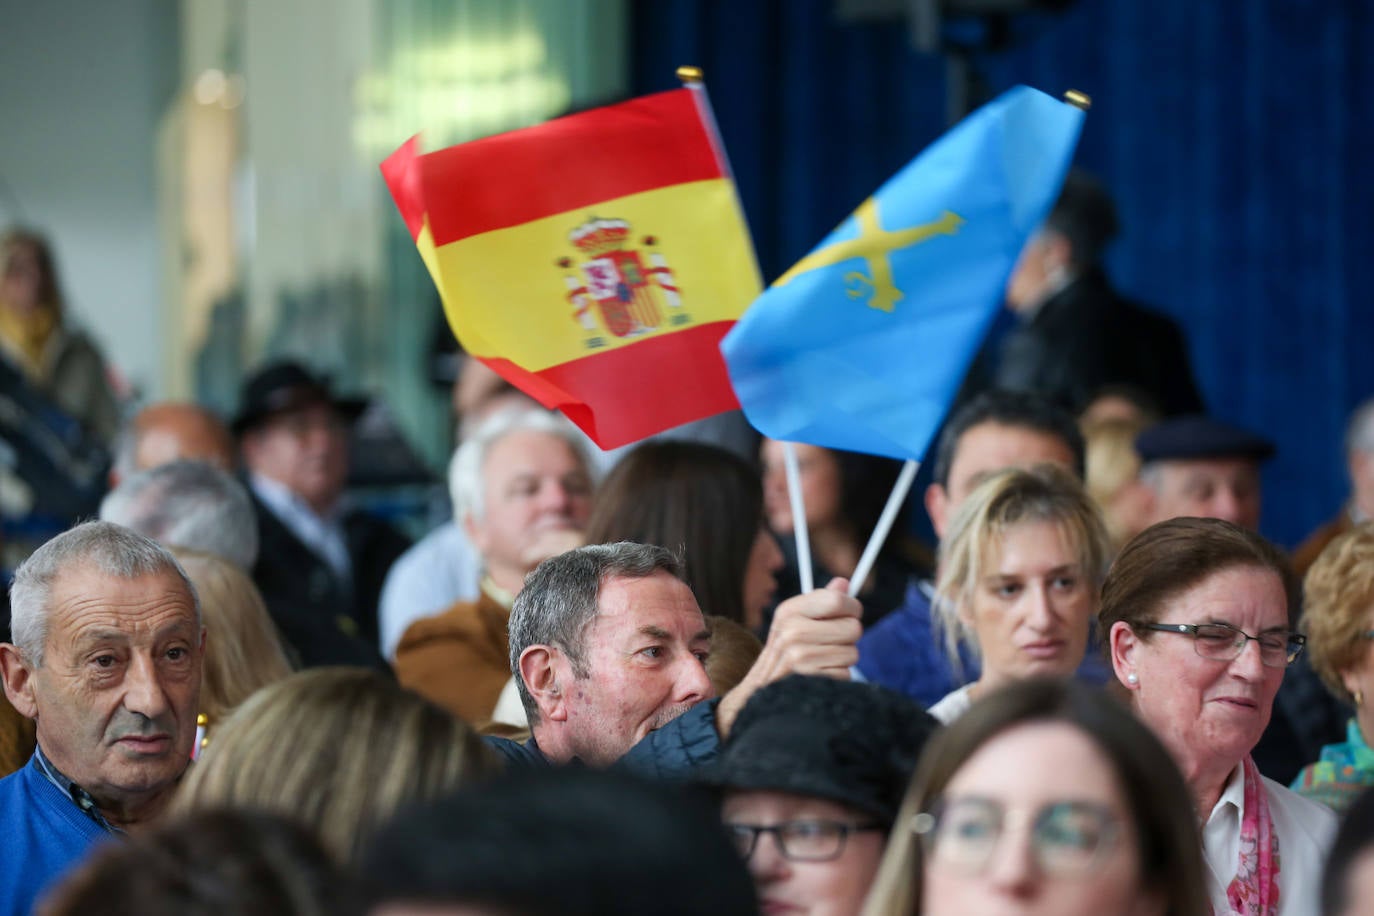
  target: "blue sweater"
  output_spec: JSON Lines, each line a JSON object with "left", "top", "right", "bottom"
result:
{"left": 0, "top": 754, "right": 111, "bottom": 916}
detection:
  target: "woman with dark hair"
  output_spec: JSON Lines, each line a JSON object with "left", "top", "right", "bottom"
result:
{"left": 863, "top": 678, "right": 1208, "bottom": 916}
{"left": 761, "top": 439, "right": 917, "bottom": 626}
{"left": 0, "top": 229, "right": 119, "bottom": 442}
{"left": 1102, "top": 518, "right": 1336, "bottom": 915}
{"left": 585, "top": 440, "right": 783, "bottom": 631}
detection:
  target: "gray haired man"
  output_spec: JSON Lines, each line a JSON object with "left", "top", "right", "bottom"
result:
{"left": 492, "top": 541, "right": 861, "bottom": 774}
{"left": 0, "top": 521, "right": 205, "bottom": 914}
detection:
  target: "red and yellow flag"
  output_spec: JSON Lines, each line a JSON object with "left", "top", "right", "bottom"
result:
{"left": 382, "top": 86, "right": 761, "bottom": 449}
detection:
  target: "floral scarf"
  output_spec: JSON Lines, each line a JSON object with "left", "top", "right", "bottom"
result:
{"left": 1290, "top": 718, "right": 1374, "bottom": 815}
{"left": 1225, "top": 755, "right": 1280, "bottom": 916}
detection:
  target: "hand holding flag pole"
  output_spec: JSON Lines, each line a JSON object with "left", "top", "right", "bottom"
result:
{"left": 730, "top": 87, "right": 1090, "bottom": 597}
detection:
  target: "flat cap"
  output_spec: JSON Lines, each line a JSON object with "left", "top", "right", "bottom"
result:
{"left": 1136, "top": 414, "right": 1276, "bottom": 464}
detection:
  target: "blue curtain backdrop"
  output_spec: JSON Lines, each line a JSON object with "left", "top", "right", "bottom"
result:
{"left": 631, "top": 0, "right": 1374, "bottom": 549}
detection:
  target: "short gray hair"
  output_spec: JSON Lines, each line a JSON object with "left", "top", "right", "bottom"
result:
{"left": 99, "top": 460, "right": 259, "bottom": 570}
{"left": 508, "top": 542, "right": 683, "bottom": 723}
{"left": 1347, "top": 397, "right": 1374, "bottom": 456}
{"left": 448, "top": 408, "right": 596, "bottom": 524}
{"left": 10, "top": 520, "right": 201, "bottom": 666}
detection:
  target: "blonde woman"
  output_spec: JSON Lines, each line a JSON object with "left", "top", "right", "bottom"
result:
{"left": 172, "top": 549, "right": 293, "bottom": 751}
{"left": 927, "top": 464, "right": 1111, "bottom": 722}
{"left": 172, "top": 668, "right": 494, "bottom": 862}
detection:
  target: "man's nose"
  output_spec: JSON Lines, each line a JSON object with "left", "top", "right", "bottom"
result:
{"left": 747, "top": 830, "right": 791, "bottom": 882}
{"left": 122, "top": 654, "right": 171, "bottom": 720}
{"left": 1207, "top": 488, "right": 1245, "bottom": 525}
{"left": 677, "top": 656, "right": 715, "bottom": 704}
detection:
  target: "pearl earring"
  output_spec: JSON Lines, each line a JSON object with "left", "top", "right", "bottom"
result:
{"left": 1126, "top": 673, "right": 1139, "bottom": 685}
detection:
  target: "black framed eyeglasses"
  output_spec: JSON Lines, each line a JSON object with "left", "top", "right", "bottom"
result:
{"left": 912, "top": 797, "right": 1121, "bottom": 876}
{"left": 1138, "top": 621, "right": 1305, "bottom": 668}
{"left": 724, "top": 819, "right": 885, "bottom": 862}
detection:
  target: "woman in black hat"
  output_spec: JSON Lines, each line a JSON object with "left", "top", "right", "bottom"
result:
{"left": 705, "top": 675, "right": 938, "bottom": 916}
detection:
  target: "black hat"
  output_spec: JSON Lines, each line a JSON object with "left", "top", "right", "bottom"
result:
{"left": 231, "top": 360, "right": 367, "bottom": 436}
{"left": 700, "top": 676, "right": 939, "bottom": 825}
{"left": 1135, "top": 415, "right": 1276, "bottom": 465}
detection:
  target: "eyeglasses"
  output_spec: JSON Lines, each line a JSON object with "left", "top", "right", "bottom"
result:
{"left": 1137, "top": 622, "right": 1305, "bottom": 668}
{"left": 725, "top": 819, "right": 885, "bottom": 862}
{"left": 912, "top": 797, "right": 1121, "bottom": 876}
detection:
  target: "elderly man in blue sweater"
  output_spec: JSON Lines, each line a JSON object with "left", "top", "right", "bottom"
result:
{"left": 0, "top": 521, "right": 204, "bottom": 915}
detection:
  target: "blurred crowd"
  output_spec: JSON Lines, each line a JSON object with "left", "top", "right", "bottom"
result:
{"left": 1, "top": 174, "right": 1373, "bottom": 916}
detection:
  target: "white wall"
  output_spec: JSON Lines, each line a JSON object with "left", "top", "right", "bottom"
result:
{"left": 0, "top": 0, "right": 179, "bottom": 401}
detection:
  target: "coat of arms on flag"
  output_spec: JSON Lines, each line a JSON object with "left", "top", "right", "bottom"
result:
{"left": 558, "top": 217, "right": 685, "bottom": 346}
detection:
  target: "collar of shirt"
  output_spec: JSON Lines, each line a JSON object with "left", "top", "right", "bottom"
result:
{"left": 250, "top": 473, "right": 353, "bottom": 584}
{"left": 480, "top": 576, "right": 516, "bottom": 610}
{"left": 1201, "top": 763, "right": 1245, "bottom": 896}
{"left": 33, "top": 745, "right": 124, "bottom": 835}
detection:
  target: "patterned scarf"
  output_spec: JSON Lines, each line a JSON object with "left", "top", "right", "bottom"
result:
{"left": 1225, "top": 755, "right": 1280, "bottom": 916}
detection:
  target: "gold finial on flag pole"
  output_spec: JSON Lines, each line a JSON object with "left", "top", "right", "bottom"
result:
{"left": 676, "top": 66, "right": 705, "bottom": 85}
{"left": 1063, "top": 89, "right": 1092, "bottom": 111}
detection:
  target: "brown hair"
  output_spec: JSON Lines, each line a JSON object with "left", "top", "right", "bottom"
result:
{"left": 862, "top": 679, "right": 1209, "bottom": 916}
{"left": 704, "top": 615, "right": 762, "bottom": 696}
{"left": 1099, "top": 517, "right": 1300, "bottom": 634}
{"left": 584, "top": 441, "right": 763, "bottom": 625}
{"left": 1301, "top": 523, "right": 1374, "bottom": 704}
{"left": 0, "top": 228, "right": 64, "bottom": 318}
{"left": 171, "top": 668, "right": 494, "bottom": 863}
{"left": 172, "top": 549, "right": 292, "bottom": 743}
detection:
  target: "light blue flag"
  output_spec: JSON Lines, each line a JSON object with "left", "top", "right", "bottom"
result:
{"left": 720, "top": 85, "right": 1085, "bottom": 461}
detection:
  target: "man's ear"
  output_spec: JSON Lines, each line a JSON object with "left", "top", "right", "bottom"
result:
{"left": 925, "top": 484, "right": 950, "bottom": 540}
{"left": 462, "top": 511, "right": 490, "bottom": 559}
{"left": 518, "top": 645, "right": 567, "bottom": 723}
{"left": 1108, "top": 621, "right": 1140, "bottom": 689}
{"left": 0, "top": 644, "right": 38, "bottom": 719}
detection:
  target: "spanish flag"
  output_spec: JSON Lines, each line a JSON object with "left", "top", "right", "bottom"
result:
{"left": 382, "top": 86, "right": 761, "bottom": 449}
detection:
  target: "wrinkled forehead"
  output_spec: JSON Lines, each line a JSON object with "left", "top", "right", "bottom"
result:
{"left": 588, "top": 571, "right": 708, "bottom": 638}
{"left": 46, "top": 564, "right": 199, "bottom": 637}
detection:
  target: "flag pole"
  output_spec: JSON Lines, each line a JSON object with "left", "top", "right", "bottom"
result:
{"left": 848, "top": 459, "right": 919, "bottom": 598}
{"left": 782, "top": 441, "right": 814, "bottom": 593}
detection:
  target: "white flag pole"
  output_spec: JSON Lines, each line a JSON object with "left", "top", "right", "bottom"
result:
{"left": 782, "top": 441, "right": 814, "bottom": 593}
{"left": 848, "top": 459, "right": 919, "bottom": 598}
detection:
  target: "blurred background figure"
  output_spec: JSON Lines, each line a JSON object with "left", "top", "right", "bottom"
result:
{"left": 586, "top": 439, "right": 780, "bottom": 631}
{"left": 171, "top": 548, "right": 293, "bottom": 751}
{"left": 1102, "top": 518, "right": 1335, "bottom": 913}
{"left": 1295, "top": 396, "right": 1374, "bottom": 577}
{"left": 705, "top": 675, "right": 937, "bottom": 916}
{"left": 100, "top": 459, "right": 260, "bottom": 570}
{"left": 108, "top": 401, "right": 236, "bottom": 487}
{"left": 172, "top": 668, "right": 493, "bottom": 863}
{"left": 0, "top": 689, "right": 33, "bottom": 778}
{"left": 1321, "top": 787, "right": 1374, "bottom": 916}
{"left": 38, "top": 809, "right": 357, "bottom": 916}
{"left": 760, "top": 439, "right": 918, "bottom": 628}
{"left": 394, "top": 408, "right": 594, "bottom": 726}
{"left": 863, "top": 678, "right": 1208, "bottom": 916}
{"left": 234, "top": 360, "right": 411, "bottom": 670}
{"left": 1135, "top": 415, "right": 1274, "bottom": 531}
{"left": 0, "top": 229, "right": 120, "bottom": 444}
{"left": 986, "top": 171, "right": 1204, "bottom": 419}
{"left": 1291, "top": 524, "right": 1373, "bottom": 813}
{"left": 1081, "top": 414, "right": 1154, "bottom": 551}
{"left": 359, "top": 767, "right": 758, "bottom": 916}
{"left": 926, "top": 464, "right": 1111, "bottom": 722}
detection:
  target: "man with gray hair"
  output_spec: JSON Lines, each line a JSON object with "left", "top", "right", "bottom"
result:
{"left": 1294, "top": 395, "right": 1374, "bottom": 575}
{"left": 395, "top": 408, "right": 594, "bottom": 724}
{"left": 98, "top": 459, "right": 260, "bottom": 570}
{"left": 492, "top": 541, "right": 861, "bottom": 773}
{"left": 0, "top": 521, "right": 205, "bottom": 914}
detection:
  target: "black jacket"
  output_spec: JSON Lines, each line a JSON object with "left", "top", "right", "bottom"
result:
{"left": 249, "top": 491, "right": 410, "bottom": 671}
{"left": 993, "top": 268, "right": 1205, "bottom": 417}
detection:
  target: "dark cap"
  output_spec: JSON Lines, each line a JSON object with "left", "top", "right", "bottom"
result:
{"left": 231, "top": 360, "right": 367, "bottom": 436}
{"left": 1136, "top": 414, "right": 1276, "bottom": 465}
{"left": 700, "top": 676, "right": 939, "bottom": 825}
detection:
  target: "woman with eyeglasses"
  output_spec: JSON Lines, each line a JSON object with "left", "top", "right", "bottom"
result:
{"left": 1102, "top": 517, "right": 1337, "bottom": 915}
{"left": 926, "top": 463, "right": 1112, "bottom": 723}
{"left": 705, "top": 674, "right": 938, "bottom": 915}
{"left": 1292, "top": 523, "right": 1374, "bottom": 814}
{"left": 862, "top": 678, "right": 1208, "bottom": 916}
